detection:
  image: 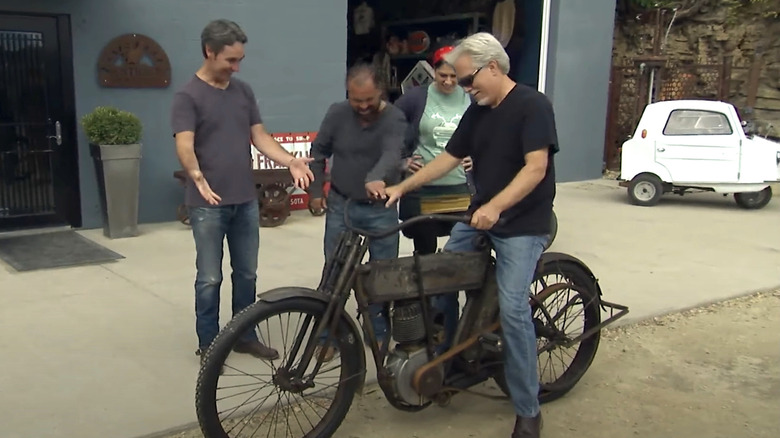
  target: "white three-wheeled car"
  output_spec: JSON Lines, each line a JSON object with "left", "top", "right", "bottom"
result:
{"left": 618, "top": 99, "right": 780, "bottom": 209}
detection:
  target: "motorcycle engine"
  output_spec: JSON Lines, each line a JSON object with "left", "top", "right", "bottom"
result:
{"left": 384, "top": 300, "right": 444, "bottom": 406}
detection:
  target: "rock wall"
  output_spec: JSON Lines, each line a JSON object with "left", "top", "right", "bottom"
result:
{"left": 612, "top": 2, "right": 780, "bottom": 136}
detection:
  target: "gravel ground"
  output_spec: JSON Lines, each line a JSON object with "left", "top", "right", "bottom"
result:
{"left": 160, "top": 290, "right": 780, "bottom": 438}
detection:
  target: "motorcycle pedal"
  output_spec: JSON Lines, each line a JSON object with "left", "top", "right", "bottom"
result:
{"left": 477, "top": 333, "right": 503, "bottom": 353}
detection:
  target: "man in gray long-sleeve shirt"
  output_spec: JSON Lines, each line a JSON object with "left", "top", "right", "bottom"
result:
{"left": 308, "top": 64, "right": 407, "bottom": 361}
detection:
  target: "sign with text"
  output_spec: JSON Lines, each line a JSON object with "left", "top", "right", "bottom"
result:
{"left": 251, "top": 132, "right": 317, "bottom": 210}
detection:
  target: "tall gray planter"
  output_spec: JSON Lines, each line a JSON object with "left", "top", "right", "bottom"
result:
{"left": 90, "top": 143, "right": 142, "bottom": 238}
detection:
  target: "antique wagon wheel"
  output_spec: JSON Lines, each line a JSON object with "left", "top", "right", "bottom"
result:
{"left": 177, "top": 204, "right": 190, "bottom": 225}
{"left": 258, "top": 183, "right": 291, "bottom": 227}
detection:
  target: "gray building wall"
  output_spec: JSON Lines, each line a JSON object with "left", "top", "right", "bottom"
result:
{"left": 2, "top": 0, "right": 616, "bottom": 228}
{"left": 1, "top": 0, "right": 347, "bottom": 228}
{"left": 545, "top": 0, "right": 615, "bottom": 182}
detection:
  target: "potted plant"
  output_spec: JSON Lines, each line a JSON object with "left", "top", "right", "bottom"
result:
{"left": 81, "top": 106, "right": 143, "bottom": 239}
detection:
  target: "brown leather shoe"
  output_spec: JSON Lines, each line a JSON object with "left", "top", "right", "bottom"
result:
{"left": 232, "top": 340, "right": 280, "bottom": 360}
{"left": 512, "top": 412, "right": 542, "bottom": 438}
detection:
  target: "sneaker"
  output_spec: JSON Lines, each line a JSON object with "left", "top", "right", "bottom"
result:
{"left": 196, "top": 348, "right": 224, "bottom": 375}
{"left": 232, "top": 340, "right": 280, "bottom": 360}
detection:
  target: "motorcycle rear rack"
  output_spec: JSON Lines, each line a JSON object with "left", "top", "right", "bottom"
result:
{"left": 538, "top": 295, "right": 629, "bottom": 354}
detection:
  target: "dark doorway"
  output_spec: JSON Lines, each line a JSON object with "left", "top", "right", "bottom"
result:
{"left": 0, "top": 13, "right": 80, "bottom": 230}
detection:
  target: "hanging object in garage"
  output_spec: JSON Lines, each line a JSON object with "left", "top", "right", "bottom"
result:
{"left": 407, "top": 30, "right": 431, "bottom": 54}
{"left": 492, "top": 0, "right": 516, "bottom": 48}
{"left": 353, "top": 1, "right": 375, "bottom": 35}
{"left": 97, "top": 33, "right": 171, "bottom": 88}
{"left": 401, "top": 61, "right": 435, "bottom": 94}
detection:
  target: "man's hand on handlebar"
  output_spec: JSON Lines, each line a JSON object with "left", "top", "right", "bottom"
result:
{"left": 366, "top": 180, "right": 387, "bottom": 200}
{"left": 309, "top": 197, "right": 327, "bottom": 214}
{"left": 470, "top": 203, "right": 501, "bottom": 230}
{"left": 384, "top": 184, "right": 404, "bottom": 207}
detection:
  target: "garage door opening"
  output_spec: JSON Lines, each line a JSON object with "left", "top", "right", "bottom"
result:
{"left": 346, "top": 0, "right": 550, "bottom": 102}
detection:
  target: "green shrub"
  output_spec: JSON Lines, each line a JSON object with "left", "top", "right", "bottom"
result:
{"left": 80, "top": 106, "right": 142, "bottom": 145}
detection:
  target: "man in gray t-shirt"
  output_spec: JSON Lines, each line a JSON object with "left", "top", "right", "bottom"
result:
{"left": 170, "top": 19, "right": 314, "bottom": 366}
{"left": 307, "top": 64, "right": 407, "bottom": 361}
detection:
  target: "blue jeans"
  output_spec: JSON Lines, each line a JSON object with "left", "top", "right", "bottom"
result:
{"left": 433, "top": 222, "right": 548, "bottom": 417}
{"left": 322, "top": 190, "right": 399, "bottom": 344}
{"left": 189, "top": 200, "right": 261, "bottom": 349}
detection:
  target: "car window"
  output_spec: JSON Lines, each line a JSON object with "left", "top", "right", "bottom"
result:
{"left": 662, "top": 109, "right": 733, "bottom": 136}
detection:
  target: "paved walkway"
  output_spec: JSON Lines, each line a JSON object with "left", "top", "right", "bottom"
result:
{"left": 0, "top": 180, "right": 777, "bottom": 438}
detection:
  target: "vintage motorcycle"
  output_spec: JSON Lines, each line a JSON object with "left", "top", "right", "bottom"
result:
{"left": 195, "top": 200, "right": 628, "bottom": 437}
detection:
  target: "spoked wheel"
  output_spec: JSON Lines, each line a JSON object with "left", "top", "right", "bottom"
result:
{"left": 493, "top": 260, "right": 601, "bottom": 404}
{"left": 196, "top": 298, "right": 364, "bottom": 437}
{"left": 258, "top": 184, "right": 291, "bottom": 227}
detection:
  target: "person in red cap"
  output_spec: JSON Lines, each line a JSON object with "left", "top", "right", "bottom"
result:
{"left": 393, "top": 40, "right": 474, "bottom": 268}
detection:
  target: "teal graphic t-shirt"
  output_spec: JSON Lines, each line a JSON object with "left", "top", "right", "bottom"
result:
{"left": 415, "top": 85, "right": 472, "bottom": 186}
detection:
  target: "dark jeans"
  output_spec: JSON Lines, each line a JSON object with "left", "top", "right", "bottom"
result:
{"left": 189, "top": 200, "right": 260, "bottom": 350}
{"left": 434, "top": 222, "right": 549, "bottom": 417}
{"left": 402, "top": 216, "right": 459, "bottom": 255}
{"left": 322, "top": 189, "right": 399, "bottom": 344}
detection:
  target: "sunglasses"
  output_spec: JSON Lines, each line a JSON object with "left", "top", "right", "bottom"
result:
{"left": 457, "top": 66, "right": 484, "bottom": 88}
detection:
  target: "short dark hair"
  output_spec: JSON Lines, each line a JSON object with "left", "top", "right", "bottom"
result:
{"left": 345, "top": 63, "right": 384, "bottom": 90}
{"left": 201, "top": 19, "right": 248, "bottom": 58}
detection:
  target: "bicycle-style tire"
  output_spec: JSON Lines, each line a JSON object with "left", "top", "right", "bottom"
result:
{"left": 493, "top": 259, "right": 602, "bottom": 404}
{"left": 196, "top": 297, "right": 364, "bottom": 438}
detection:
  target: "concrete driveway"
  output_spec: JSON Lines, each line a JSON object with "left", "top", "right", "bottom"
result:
{"left": 0, "top": 179, "right": 777, "bottom": 438}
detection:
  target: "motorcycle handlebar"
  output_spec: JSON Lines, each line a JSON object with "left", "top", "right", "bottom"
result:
{"left": 342, "top": 198, "right": 505, "bottom": 239}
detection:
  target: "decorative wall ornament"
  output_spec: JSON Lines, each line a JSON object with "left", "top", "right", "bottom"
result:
{"left": 97, "top": 33, "right": 171, "bottom": 88}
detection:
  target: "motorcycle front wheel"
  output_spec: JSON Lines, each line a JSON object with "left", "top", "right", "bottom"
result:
{"left": 196, "top": 297, "right": 364, "bottom": 438}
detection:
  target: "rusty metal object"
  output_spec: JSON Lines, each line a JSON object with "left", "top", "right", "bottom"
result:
{"left": 97, "top": 33, "right": 171, "bottom": 88}
{"left": 412, "top": 321, "right": 501, "bottom": 397}
{"left": 173, "top": 169, "right": 299, "bottom": 228}
{"left": 357, "top": 250, "right": 490, "bottom": 303}
{"left": 258, "top": 183, "right": 291, "bottom": 227}
{"left": 745, "top": 47, "right": 764, "bottom": 111}
{"left": 253, "top": 169, "right": 293, "bottom": 227}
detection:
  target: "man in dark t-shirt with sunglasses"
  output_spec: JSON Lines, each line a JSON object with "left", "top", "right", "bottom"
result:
{"left": 384, "top": 32, "right": 559, "bottom": 438}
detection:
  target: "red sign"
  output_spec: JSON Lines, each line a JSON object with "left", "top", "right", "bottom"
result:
{"left": 252, "top": 132, "right": 318, "bottom": 211}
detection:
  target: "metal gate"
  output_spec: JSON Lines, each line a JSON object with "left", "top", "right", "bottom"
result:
{"left": 0, "top": 31, "right": 56, "bottom": 218}
{"left": 0, "top": 13, "right": 80, "bottom": 230}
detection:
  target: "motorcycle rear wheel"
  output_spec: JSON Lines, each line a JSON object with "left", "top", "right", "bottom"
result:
{"left": 493, "top": 259, "right": 602, "bottom": 404}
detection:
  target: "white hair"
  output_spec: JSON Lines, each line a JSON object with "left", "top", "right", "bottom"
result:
{"left": 444, "top": 32, "right": 511, "bottom": 74}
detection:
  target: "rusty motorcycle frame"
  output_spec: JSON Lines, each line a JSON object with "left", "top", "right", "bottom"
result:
{"left": 195, "top": 199, "right": 628, "bottom": 437}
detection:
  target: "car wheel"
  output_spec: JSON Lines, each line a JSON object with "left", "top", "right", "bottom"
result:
{"left": 627, "top": 174, "right": 664, "bottom": 207}
{"left": 734, "top": 186, "right": 772, "bottom": 209}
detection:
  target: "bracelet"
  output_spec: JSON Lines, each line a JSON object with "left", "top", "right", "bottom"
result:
{"left": 287, "top": 156, "right": 295, "bottom": 166}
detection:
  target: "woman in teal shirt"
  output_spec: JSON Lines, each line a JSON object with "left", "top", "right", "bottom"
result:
{"left": 394, "top": 42, "right": 474, "bottom": 255}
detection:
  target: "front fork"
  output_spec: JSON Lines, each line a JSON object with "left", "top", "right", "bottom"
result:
{"left": 285, "top": 232, "right": 368, "bottom": 383}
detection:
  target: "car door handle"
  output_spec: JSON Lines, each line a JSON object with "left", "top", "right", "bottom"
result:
{"left": 656, "top": 147, "right": 665, "bottom": 152}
